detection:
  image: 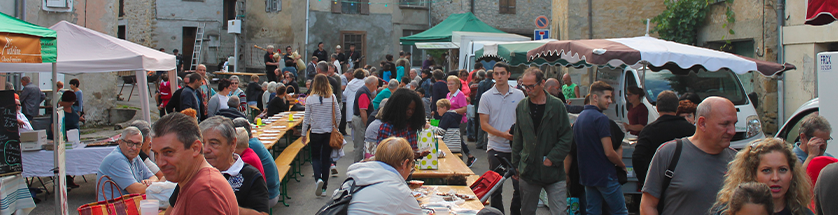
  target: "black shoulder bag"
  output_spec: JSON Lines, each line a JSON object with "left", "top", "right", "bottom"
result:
{"left": 316, "top": 178, "right": 380, "bottom": 215}
{"left": 656, "top": 138, "right": 683, "bottom": 213}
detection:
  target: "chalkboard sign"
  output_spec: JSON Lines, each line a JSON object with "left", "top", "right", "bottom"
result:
{"left": 0, "top": 90, "right": 22, "bottom": 175}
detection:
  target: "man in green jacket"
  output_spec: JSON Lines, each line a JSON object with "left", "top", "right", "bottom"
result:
{"left": 512, "top": 68, "right": 573, "bottom": 215}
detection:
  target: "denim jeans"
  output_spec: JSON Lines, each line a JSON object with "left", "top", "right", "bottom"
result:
{"left": 584, "top": 176, "right": 627, "bottom": 215}
{"left": 310, "top": 132, "right": 332, "bottom": 189}
{"left": 467, "top": 116, "right": 476, "bottom": 139}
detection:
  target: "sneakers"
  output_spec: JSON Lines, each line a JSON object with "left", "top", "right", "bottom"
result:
{"left": 467, "top": 156, "right": 476, "bottom": 167}
{"left": 321, "top": 189, "right": 328, "bottom": 197}
{"left": 315, "top": 179, "right": 324, "bottom": 196}
{"left": 330, "top": 165, "right": 338, "bottom": 177}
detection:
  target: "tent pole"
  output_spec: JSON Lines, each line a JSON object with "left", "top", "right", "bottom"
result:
{"left": 136, "top": 71, "right": 152, "bottom": 123}
{"left": 52, "top": 63, "right": 66, "bottom": 215}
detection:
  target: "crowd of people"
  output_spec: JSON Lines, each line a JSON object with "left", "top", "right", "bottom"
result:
{"left": 11, "top": 42, "right": 838, "bottom": 215}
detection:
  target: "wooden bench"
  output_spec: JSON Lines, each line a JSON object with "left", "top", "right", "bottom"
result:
{"left": 276, "top": 138, "right": 305, "bottom": 182}
{"left": 274, "top": 164, "right": 292, "bottom": 207}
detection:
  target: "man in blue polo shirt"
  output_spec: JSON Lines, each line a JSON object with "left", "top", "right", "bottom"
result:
{"left": 97, "top": 127, "right": 160, "bottom": 201}
{"left": 573, "top": 81, "right": 627, "bottom": 214}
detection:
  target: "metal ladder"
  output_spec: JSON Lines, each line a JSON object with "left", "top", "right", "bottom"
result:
{"left": 189, "top": 23, "right": 206, "bottom": 71}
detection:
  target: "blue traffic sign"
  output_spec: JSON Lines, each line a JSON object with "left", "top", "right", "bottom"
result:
{"left": 534, "top": 29, "right": 550, "bottom": 40}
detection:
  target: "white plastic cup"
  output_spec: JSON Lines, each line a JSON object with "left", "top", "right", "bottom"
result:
{"left": 140, "top": 199, "right": 159, "bottom": 215}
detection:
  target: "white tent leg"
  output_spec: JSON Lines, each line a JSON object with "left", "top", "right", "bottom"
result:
{"left": 52, "top": 63, "right": 67, "bottom": 215}
{"left": 136, "top": 71, "right": 151, "bottom": 123}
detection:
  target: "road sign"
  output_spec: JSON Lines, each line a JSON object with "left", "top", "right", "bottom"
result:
{"left": 534, "top": 29, "right": 550, "bottom": 40}
{"left": 535, "top": 16, "right": 549, "bottom": 29}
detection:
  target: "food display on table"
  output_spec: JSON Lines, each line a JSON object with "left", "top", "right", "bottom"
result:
{"left": 413, "top": 186, "right": 478, "bottom": 214}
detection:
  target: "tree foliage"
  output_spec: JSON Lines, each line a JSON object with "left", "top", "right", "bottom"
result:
{"left": 651, "top": 0, "right": 736, "bottom": 46}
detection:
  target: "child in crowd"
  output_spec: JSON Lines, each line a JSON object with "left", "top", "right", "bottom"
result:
{"left": 416, "top": 88, "right": 431, "bottom": 119}
{"left": 436, "top": 99, "right": 474, "bottom": 165}
{"left": 713, "top": 182, "right": 774, "bottom": 215}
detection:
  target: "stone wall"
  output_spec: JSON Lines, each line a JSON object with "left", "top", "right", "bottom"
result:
{"left": 431, "top": 0, "right": 551, "bottom": 36}
{"left": 23, "top": 0, "right": 119, "bottom": 126}
{"left": 307, "top": 11, "right": 394, "bottom": 66}
{"left": 154, "top": 0, "right": 234, "bottom": 69}
{"left": 242, "top": 0, "right": 307, "bottom": 71}
{"left": 551, "top": 0, "right": 663, "bottom": 40}
{"left": 697, "top": 0, "right": 780, "bottom": 133}
{"left": 122, "top": 0, "right": 155, "bottom": 47}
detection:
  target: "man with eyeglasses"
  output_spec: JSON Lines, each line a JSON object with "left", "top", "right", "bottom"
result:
{"left": 794, "top": 115, "right": 834, "bottom": 169}
{"left": 96, "top": 126, "right": 162, "bottom": 201}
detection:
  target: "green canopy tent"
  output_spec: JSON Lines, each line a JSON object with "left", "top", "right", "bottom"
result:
{"left": 399, "top": 12, "right": 505, "bottom": 45}
{"left": 0, "top": 12, "right": 62, "bottom": 214}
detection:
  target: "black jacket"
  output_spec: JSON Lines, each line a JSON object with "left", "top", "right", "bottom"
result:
{"left": 165, "top": 88, "right": 184, "bottom": 114}
{"left": 216, "top": 108, "right": 247, "bottom": 120}
{"left": 245, "top": 82, "right": 263, "bottom": 102}
{"left": 631, "top": 114, "right": 695, "bottom": 185}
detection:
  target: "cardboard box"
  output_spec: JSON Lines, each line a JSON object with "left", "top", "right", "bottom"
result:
{"left": 415, "top": 129, "right": 439, "bottom": 170}
{"left": 21, "top": 141, "right": 42, "bottom": 151}
{"left": 20, "top": 130, "right": 46, "bottom": 145}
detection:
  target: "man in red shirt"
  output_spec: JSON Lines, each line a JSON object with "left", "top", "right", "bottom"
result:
{"left": 152, "top": 113, "right": 238, "bottom": 215}
{"left": 351, "top": 76, "right": 379, "bottom": 162}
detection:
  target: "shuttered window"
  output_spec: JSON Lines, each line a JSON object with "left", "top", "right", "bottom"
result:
{"left": 499, "top": 0, "right": 516, "bottom": 14}
{"left": 332, "top": 0, "right": 369, "bottom": 15}
{"left": 266, "top": 0, "right": 281, "bottom": 12}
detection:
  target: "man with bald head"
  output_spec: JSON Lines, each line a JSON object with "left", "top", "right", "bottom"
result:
{"left": 562, "top": 73, "right": 580, "bottom": 99}
{"left": 640, "top": 96, "right": 738, "bottom": 215}
{"left": 544, "top": 78, "right": 565, "bottom": 103}
{"left": 195, "top": 64, "right": 216, "bottom": 119}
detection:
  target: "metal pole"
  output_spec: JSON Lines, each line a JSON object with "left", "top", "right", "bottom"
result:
{"left": 52, "top": 63, "right": 63, "bottom": 215}
{"left": 136, "top": 71, "right": 151, "bottom": 123}
{"left": 305, "top": 0, "right": 310, "bottom": 63}
{"left": 776, "top": 0, "right": 785, "bottom": 122}
{"left": 234, "top": 34, "right": 239, "bottom": 73}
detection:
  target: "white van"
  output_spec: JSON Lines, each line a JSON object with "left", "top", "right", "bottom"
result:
{"left": 597, "top": 67, "right": 764, "bottom": 149}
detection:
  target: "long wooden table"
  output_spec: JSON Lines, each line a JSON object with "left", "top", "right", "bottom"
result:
{"left": 253, "top": 111, "right": 305, "bottom": 150}
{"left": 412, "top": 139, "right": 475, "bottom": 178}
{"left": 418, "top": 185, "right": 484, "bottom": 211}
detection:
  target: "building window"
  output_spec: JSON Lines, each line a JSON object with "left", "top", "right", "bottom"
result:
{"left": 402, "top": 30, "right": 426, "bottom": 68}
{"left": 224, "top": 0, "right": 237, "bottom": 29}
{"left": 117, "top": 25, "right": 126, "bottom": 39}
{"left": 499, "top": 0, "right": 516, "bottom": 14}
{"left": 332, "top": 0, "right": 369, "bottom": 15}
{"left": 118, "top": 0, "right": 124, "bottom": 17}
{"left": 341, "top": 31, "right": 366, "bottom": 67}
{"left": 266, "top": 0, "right": 281, "bottom": 12}
{"left": 400, "top": 0, "right": 428, "bottom": 8}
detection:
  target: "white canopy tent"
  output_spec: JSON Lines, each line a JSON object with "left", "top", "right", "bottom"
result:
{"left": 0, "top": 20, "right": 177, "bottom": 123}
{"left": 0, "top": 21, "right": 175, "bottom": 214}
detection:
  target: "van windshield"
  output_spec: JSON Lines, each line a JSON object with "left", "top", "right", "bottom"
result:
{"left": 643, "top": 69, "right": 748, "bottom": 105}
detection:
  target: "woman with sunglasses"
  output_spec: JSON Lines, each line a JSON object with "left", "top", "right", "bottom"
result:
{"left": 711, "top": 138, "right": 814, "bottom": 215}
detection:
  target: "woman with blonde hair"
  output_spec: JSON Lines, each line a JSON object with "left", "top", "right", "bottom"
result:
{"left": 301, "top": 74, "right": 340, "bottom": 197}
{"left": 711, "top": 138, "right": 813, "bottom": 215}
{"left": 342, "top": 137, "right": 422, "bottom": 214}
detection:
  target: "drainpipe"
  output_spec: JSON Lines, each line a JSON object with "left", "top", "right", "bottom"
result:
{"left": 305, "top": 0, "right": 310, "bottom": 63}
{"left": 470, "top": 0, "right": 474, "bottom": 14}
{"left": 777, "top": 0, "right": 785, "bottom": 122}
{"left": 587, "top": 0, "right": 594, "bottom": 85}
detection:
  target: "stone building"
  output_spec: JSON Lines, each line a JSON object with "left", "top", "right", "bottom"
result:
{"left": 695, "top": 0, "right": 781, "bottom": 133}
{"left": 149, "top": 0, "right": 236, "bottom": 71}
{"left": 431, "top": 0, "right": 551, "bottom": 37}
{"left": 550, "top": 0, "right": 666, "bottom": 94}
{"left": 781, "top": 0, "right": 838, "bottom": 124}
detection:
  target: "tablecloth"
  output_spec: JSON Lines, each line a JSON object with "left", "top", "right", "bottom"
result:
{"left": 0, "top": 174, "right": 36, "bottom": 215}
{"left": 22, "top": 146, "right": 116, "bottom": 178}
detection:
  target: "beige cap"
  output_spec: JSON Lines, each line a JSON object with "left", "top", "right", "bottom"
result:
{"left": 336, "top": 45, "right": 342, "bottom": 49}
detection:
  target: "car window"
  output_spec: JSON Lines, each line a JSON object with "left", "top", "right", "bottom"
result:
{"left": 644, "top": 69, "right": 748, "bottom": 105}
{"left": 782, "top": 110, "right": 819, "bottom": 144}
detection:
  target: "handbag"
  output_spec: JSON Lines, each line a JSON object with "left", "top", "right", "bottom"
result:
{"left": 77, "top": 175, "right": 146, "bottom": 215}
{"left": 329, "top": 98, "right": 345, "bottom": 149}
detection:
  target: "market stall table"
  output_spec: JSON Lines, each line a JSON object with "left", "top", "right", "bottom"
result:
{"left": 412, "top": 139, "right": 475, "bottom": 179}
{"left": 0, "top": 174, "right": 36, "bottom": 215}
{"left": 22, "top": 146, "right": 116, "bottom": 178}
{"left": 254, "top": 111, "right": 305, "bottom": 151}
{"left": 417, "top": 185, "right": 484, "bottom": 211}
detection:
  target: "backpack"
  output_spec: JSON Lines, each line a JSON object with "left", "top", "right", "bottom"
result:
{"left": 315, "top": 178, "right": 379, "bottom": 215}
